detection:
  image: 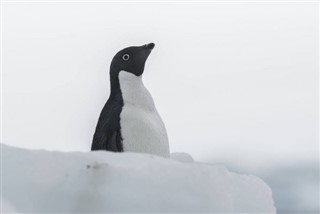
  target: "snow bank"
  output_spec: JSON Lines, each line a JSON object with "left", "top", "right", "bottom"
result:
{"left": 170, "top": 152, "right": 194, "bottom": 163}
{"left": 1, "top": 198, "right": 17, "bottom": 213}
{"left": 1, "top": 144, "right": 275, "bottom": 213}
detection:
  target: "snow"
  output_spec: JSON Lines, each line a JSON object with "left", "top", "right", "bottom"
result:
{"left": 170, "top": 152, "right": 194, "bottom": 163}
{"left": 1, "top": 144, "right": 275, "bottom": 213}
{"left": 1, "top": 199, "right": 17, "bottom": 213}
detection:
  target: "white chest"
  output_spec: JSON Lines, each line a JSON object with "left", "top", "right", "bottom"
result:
{"left": 119, "top": 71, "right": 170, "bottom": 157}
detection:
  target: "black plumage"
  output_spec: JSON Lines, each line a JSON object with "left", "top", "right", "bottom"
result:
{"left": 91, "top": 88, "right": 123, "bottom": 151}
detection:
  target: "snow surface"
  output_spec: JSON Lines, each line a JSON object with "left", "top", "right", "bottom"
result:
{"left": 1, "top": 144, "right": 275, "bottom": 213}
{"left": 170, "top": 152, "right": 195, "bottom": 163}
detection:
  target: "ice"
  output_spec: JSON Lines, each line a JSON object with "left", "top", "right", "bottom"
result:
{"left": 170, "top": 152, "right": 194, "bottom": 162}
{"left": 1, "top": 144, "right": 275, "bottom": 213}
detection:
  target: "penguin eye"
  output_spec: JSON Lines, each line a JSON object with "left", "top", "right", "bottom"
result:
{"left": 122, "top": 54, "right": 130, "bottom": 61}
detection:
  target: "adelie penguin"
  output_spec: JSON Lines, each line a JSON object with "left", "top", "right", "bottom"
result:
{"left": 91, "top": 43, "right": 170, "bottom": 157}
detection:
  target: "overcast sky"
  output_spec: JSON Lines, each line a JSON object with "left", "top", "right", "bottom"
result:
{"left": 2, "top": 2, "right": 318, "bottom": 168}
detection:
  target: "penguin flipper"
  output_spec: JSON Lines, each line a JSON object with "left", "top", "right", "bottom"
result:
{"left": 107, "top": 129, "right": 123, "bottom": 151}
{"left": 91, "top": 129, "right": 122, "bottom": 152}
{"left": 91, "top": 100, "right": 123, "bottom": 152}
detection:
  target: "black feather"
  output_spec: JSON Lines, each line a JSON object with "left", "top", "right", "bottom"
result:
{"left": 91, "top": 85, "right": 123, "bottom": 152}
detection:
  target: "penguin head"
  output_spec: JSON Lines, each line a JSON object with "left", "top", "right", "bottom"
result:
{"left": 110, "top": 43, "right": 155, "bottom": 77}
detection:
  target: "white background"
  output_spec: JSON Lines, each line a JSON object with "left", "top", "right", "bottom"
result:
{"left": 2, "top": 1, "right": 319, "bottom": 213}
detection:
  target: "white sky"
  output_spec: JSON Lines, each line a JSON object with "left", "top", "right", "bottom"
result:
{"left": 2, "top": 2, "right": 318, "bottom": 167}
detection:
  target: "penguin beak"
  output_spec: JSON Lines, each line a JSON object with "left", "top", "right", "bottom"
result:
{"left": 145, "top": 43, "right": 155, "bottom": 50}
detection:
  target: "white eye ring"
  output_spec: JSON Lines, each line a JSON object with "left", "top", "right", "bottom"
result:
{"left": 122, "top": 54, "right": 130, "bottom": 61}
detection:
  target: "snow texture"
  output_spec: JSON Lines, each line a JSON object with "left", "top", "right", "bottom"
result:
{"left": 170, "top": 152, "right": 195, "bottom": 163}
{"left": 1, "top": 199, "right": 17, "bottom": 213}
{"left": 1, "top": 144, "right": 275, "bottom": 213}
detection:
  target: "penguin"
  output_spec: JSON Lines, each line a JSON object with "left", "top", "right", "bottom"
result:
{"left": 91, "top": 43, "right": 170, "bottom": 157}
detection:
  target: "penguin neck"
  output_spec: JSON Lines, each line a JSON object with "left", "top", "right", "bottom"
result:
{"left": 109, "top": 69, "right": 123, "bottom": 101}
{"left": 118, "top": 70, "right": 155, "bottom": 110}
